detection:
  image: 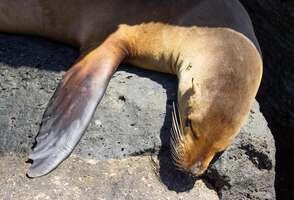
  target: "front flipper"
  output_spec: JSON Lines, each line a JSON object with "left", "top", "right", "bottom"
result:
{"left": 27, "top": 41, "right": 127, "bottom": 177}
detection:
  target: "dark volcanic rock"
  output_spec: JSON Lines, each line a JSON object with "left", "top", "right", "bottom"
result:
{"left": 240, "top": 1, "right": 294, "bottom": 199}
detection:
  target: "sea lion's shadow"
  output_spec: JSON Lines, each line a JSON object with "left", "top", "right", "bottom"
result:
{"left": 119, "top": 65, "right": 199, "bottom": 192}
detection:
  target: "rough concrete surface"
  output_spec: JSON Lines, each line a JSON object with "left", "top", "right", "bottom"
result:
{"left": 0, "top": 154, "right": 218, "bottom": 200}
{"left": 0, "top": 34, "right": 275, "bottom": 199}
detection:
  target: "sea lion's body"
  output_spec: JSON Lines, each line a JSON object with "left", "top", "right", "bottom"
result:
{"left": 0, "top": 0, "right": 262, "bottom": 177}
{"left": 0, "top": 0, "right": 260, "bottom": 51}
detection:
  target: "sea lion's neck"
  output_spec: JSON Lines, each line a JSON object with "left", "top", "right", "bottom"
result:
{"left": 123, "top": 23, "right": 196, "bottom": 75}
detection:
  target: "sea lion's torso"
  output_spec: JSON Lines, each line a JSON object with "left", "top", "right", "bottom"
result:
{"left": 0, "top": 0, "right": 260, "bottom": 52}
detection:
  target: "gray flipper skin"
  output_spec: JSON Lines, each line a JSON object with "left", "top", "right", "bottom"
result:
{"left": 27, "top": 62, "right": 114, "bottom": 178}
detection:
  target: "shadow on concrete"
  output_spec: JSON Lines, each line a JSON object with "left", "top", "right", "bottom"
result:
{"left": 0, "top": 33, "right": 78, "bottom": 72}
{"left": 119, "top": 66, "right": 199, "bottom": 192}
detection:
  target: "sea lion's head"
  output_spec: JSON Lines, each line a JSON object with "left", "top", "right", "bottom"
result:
{"left": 171, "top": 78, "right": 237, "bottom": 176}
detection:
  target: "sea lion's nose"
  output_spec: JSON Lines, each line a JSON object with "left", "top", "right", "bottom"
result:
{"left": 190, "top": 161, "right": 205, "bottom": 176}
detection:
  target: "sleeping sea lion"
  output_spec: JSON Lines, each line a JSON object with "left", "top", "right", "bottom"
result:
{"left": 0, "top": 0, "right": 262, "bottom": 177}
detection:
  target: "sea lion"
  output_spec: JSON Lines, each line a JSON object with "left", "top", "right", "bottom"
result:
{"left": 0, "top": 0, "right": 262, "bottom": 177}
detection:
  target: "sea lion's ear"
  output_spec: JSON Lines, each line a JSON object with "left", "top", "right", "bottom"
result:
{"left": 191, "top": 78, "right": 195, "bottom": 93}
{"left": 191, "top": 78, "right": 200, "bottom": 95}
{"left": 27, "top": 43, "right": 125, "bottom": 178}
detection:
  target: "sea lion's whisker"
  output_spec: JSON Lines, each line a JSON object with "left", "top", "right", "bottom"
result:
{"left": 172, "top": 104, "right": 181, "bottom": 135}
{"left": 172, "top": 103, "right": 185, "bottom": 142}
{"left": 170, "top": 129, "right": 179, "bottom": 155}
{"left": 177, "top": 103, "right": 185, "bottom": 136}
{"left": 171, "top": 125, "right": 181, "bottom": 145}
{"left": 171, "top": 149, "right": 179, "bottom": 161}
{"left": 171, "top": 106, "right": 181, "bottom": 141}
{"left": 170, "top": 102, "right": 187, "bottom": 169}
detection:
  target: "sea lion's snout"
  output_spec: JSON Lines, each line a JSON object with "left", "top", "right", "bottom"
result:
{"left": 188, "top": 152, "right": 215, "bottom": 176}
{"left": 189, "top": 161, "right": 202, "bottom": 176}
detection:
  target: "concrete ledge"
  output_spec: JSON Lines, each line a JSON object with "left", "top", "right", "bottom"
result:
{"left": 0, "top": 153, "right": 218, "bottom": 200}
